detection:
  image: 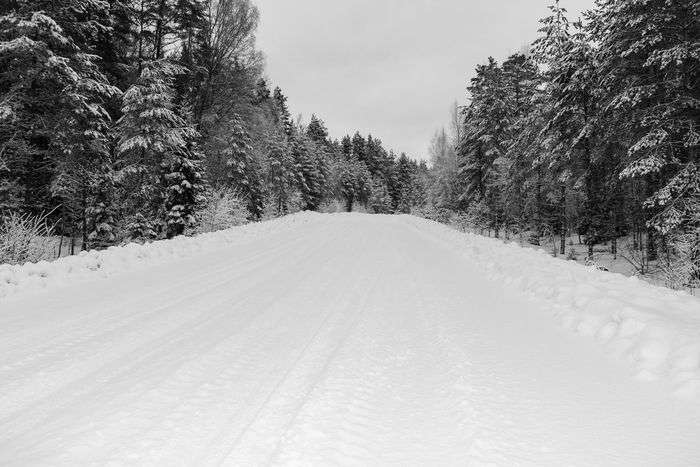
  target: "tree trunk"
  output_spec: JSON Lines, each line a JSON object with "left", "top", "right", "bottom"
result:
{"left": 154, "top": 0, "right": 168, "bottom": 59}
{"left": 81, "top": 187, "right": 88, "bottom": 251}
{"left": 647, "top": 228, "right": 658, "bottom": 261}
{"left": 560, "top": 229, "right": 566, "bottom": 256}
{"left": 559, "top": 184, "right": 567, "bottom": 255}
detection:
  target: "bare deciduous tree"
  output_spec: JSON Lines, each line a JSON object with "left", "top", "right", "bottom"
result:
{"left": 195, "top": 0, "right": 263, "bottom": 124}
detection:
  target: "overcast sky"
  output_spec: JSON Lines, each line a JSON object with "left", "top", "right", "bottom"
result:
{"left": 256, "top": 0, "right": 594, "bottom": 160}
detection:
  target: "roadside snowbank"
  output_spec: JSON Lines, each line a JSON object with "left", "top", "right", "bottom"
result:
{"left": 0, "top": 212, "right": 319, "bottom": 301}
{"left": 405, "top": 216, "right": 700, "bottom": 398}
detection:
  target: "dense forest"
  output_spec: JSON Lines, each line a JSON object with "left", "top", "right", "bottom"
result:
{"left": 427, "top": 0, "right": 698, "bottom": 288}
{"left": 0, "top": 0, "right": 429, "bottom": 256}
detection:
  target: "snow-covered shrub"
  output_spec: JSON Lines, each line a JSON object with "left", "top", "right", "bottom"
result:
{"left": 658, "top": 233, "right": 700, "bottom": 291}
{"left": 520, "top": 230, "right": 541, "bottom": 246}
{"left": 122, "top": 213, "right": 161, "bottom": 243}
{"left": 368, "top": 180, "right": 393, "bottom": 214}
{"left": 196, "top": 187, "right": 248, "bottom": 233}
{"left": 0, "top": 211, "right": 55, "bottom": 265}
{"left": 452, "top": 212, "right": 475, "bottom": 233}
{"left": 416, "top": 205, "right": 452, "bottom": 224}
{"left": 621, "top": 242, "right": 652, "bottom": 276}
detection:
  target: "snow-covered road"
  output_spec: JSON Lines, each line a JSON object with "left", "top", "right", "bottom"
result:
{"left": 1, "top": 214, "right": 699, "bottom": 466}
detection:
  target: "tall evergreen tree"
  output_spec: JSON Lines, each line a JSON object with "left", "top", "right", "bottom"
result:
{"left": 592, "top": 0, "right": 699, "bottom": 246}
{"left": 306, "top": 114, "right": 328, "bottom": 145}
{"left": 116, "top": 60, "right": 203, "bottom": 237}
{"left": 0, "top": 5, "right": 120, "bottom": 245}
{"left": 272, "top": 86, "right": 293, "bottom": 137}
{"left": 266, "top": 132, "right": 294, "bottom": 214}
{"left": 223, "top": 116, "right": 264, "bottom": 219}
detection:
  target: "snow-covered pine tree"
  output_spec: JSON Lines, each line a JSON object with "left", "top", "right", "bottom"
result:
{"left": 272, "top": 87, "right": 294, "bottom": 138}
{"left": 457, "top": 57, "right": 510, "bottom": 236}
{"left": 224, "top": 116, "right": 264, "bottom": 219}
{"left": 266, "top": 132, "right": 295, "bottom": 214}
{"left": 394, "top": 153, "right": 416, "bottom": 214}
{"left": 1, "top": 4, "right": 120, "bottom": 245}
{"left": 85, "top": 165, "right": 118, "bottom": 248}
{"left": 306, "top": 114, "right": 329, "bottom": 145}
{"left": 116, "top": 59, "right": 203, "bottom": 239}
{"left": 292, "top": 134, "right": 326, "bottom": 211}
{"left": 369, "top": 178, "right": 392, "bottom": 214}
{"left": 351, "top": 132, "right": 367, "bottom": 166}
{"left": 162, "top": 142, "right": 205, "bottom": 238}
{"left": 365, "top": 135, "right": 385, "bottom": 178}
{"left": 336, "top": 157, "right": 370, "bottom": 212}
{"left": 533, "top": 0, "right": 605, "bottom": 254}
{"left": 592, "top": 0, "right": 699, "bottom": 246}
{"left": 253, "top": 78, "right": 271, "bottom": 105}
{"left": 499, "top": 53, "right": 540, "bottom": 234}
{"left": 340, "top": 135, "right": 353, "bottom": 160}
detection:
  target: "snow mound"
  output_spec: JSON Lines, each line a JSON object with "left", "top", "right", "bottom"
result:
{"left": 0, "top": 211, "right": 320, "bottom": 301}
{"left": 405, "top": 216, "right": 700, "bottom": 398}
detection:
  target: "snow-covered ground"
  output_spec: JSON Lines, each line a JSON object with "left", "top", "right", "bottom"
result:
{"left": 1, "top": 213, "right": 699, "bottom": 466}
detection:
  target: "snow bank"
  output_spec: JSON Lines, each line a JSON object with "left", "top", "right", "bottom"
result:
{"left": 406, "top": 216, "right": 700, "bottom": 398}
{"left": 0, "top": 212, "right": 321, "bottom": 301}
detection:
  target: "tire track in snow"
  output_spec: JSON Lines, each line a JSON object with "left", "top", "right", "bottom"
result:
{"left": 0, "top": 232, "right": 322, "bottom": 424}
{"left": 205, "top": 229, "right": 380, "bottom": 465}
{"left": 0, "top": 224, "right": 338, "bottom": 460}
{"left": 0, "top": 221, "right": 326, "bottom": 357}
{"left": 89, "top": 237, "right": 343, "bottom": 465}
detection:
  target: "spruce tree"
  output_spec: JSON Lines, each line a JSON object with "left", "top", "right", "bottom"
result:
{"left": 292, "top": 135, "right": 325, "bottom": 211}
{"left": 85, "top": 166, "right": 118, "bottom": 248}
{"left": 116, "top": 60, "right": 203, "bottom": 238}
{"left": 224, "top": 116, "right": 264, "bottom": 220}
{"left": 266, "top": 132, "right": 294, "bottom": 214}
{"left": 272, "top": 87, "right": 293, "bottom": 137}
{"left": 457, "top": 57, "right": 510, "bottom": 236}
{"left": 306, "top": 114, "right": 329, "bottom": 145}
{"left": 0, "top": 6, "right": 119, "bottom": 243}
{"left": 592, "top": 0, "right": 699, "bottom": 244}
{"left": 340, "top": 135, "right": 353, "bottom": 159}
{"left": 351, "top": 132, "right": 367, "bottom": 165}
{"left": 163, "top": 143, "right": 205, "bottom": 238}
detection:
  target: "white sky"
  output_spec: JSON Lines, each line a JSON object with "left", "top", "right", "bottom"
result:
{"left": 256, "top": 0, "right": 594, "bottom": 160}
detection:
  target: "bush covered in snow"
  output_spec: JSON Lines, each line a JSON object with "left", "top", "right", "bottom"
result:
{"left": 196, "top": 187, "right": 249, "bottom": 234}
{"left": 0, "top": 211, "right": 319, "bottom": 300}
{"left": 0, "top": 211, "right": 56, "bottom": 265}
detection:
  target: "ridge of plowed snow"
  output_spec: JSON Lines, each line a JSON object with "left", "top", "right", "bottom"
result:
{"left": 402, "top": 216, "right": 700, "bottom": 398}
{"left": 0, "top": 212, "right": 319, "bottom": 301}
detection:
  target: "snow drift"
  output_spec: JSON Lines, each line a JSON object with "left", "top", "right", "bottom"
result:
{"left": 403, "top": 216, "right": 700, "bottom": 398}
{"left": 0, "top": 212, "right": 317, "bottom": 301}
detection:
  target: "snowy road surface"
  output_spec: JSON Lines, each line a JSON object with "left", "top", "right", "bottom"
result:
{"left": 1, "top": 214, "right": 699, "bottom": 466}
